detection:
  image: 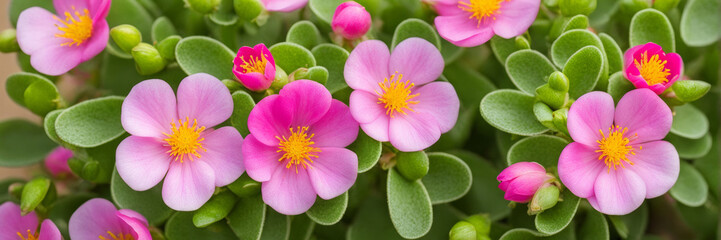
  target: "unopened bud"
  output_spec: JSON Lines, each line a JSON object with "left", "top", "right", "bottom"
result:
{"left": 559, "top": 0, "right": 597, "bottom": 16}
{"left": 331, "top": 1, "right": 372, "bottom": 40}
{"left": 552, "top": 108, "right": 569, "bottom": 136}
{"left": 514, "top": 36, "right": 531, "bottom": 50}
{"left": 528, "top": 184, "right": 561, "bottom": 215}
{"left": 110, "top": 25, "right": 142, "bottom": 53}
{"left": 234, "top": 0, "right": 264, "bottom": 21}
{"left": 132, "top": 43, "right": 167, "bottom": 75}
{"left": 187, "top": 0, "right": 221, "bottom": 14}
{"left": 548, "top": 71, "right": 570, "bottom": 92}
{"left": 0, "top": 29, "right": 19, "bottom": 53}
{"left": 395, "top": 151, "right": 429, "bottom": 181}
{"left": 156, "top": 35, "right": 181, "bottom": 61}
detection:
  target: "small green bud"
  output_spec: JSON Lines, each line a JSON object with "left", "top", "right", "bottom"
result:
{"left": 620, "top": 0, "right": 651, "bottom": 15}
{"left": 536, "top": 85, "right": 567, "bottom": 110}
{"left": 186, "top": 0, "right": 221, "bottom": 14}
{"left": 234, "top": 0, "right": 264, "bottom": 22}
{"left": 132, "top": 43, "right": 167, "bottom": 75}
{"left": 559, "top": 0, "right": 597, "bottom": 15}
{"left": 269, "top": 66, "right": 289, "bottom": 90}
{"left": 292, "top": 67, "right": 329, "bottom": 85}
{"left": 67, "top": 157, "right": 85, "bottom": 176}
{"left": 449, "top": 221, "right": 477, "bottom": 240}
{"left": 528, "top": 184, "right": 561, "bottom": 215}
{"left": 543, "top": 0, "right": 560, "bottom": 8}
{"left": 653, "top": 0, "right": 680, "bottom": 12}
{"left": 552, "top": 108, "right": 569, "bottom": 136}
{"left": 227, "top": 174, "right": 261, "bottom": 197}
{"left": 548, "top": 72, "right": 570, "bottom": 92}
{"left": 671, "top": 80, "right": 711, "bottom": 103}
{"left": 81, "top": 160, "right": 100, "bottom": 180}
{"left": 464, "top": 214, "right": 491, "bottom": 236}
{"left": 514, "top": 36, "right": 531, "bottom": 50}
{"left": 223, "top": 79, "right": 244, "bottom": 92}
{"left": 534, "top": 102, "right": 558, "bottom": 131}
{"left": 20, "top": 177, "right": 51, "bottom": 215}
{"left": 193, "top": 191, "right": 238, "bottom": 227}
{"left": 156, "top": 35, "right": 181, "bottom": 61}
{"left": 395, "top": 151, "right": 429, "bottom": 181}
{"left": 0, "top": 29, "right": 19, "bottom": 53}
{"left": 110, "top": 24, "right": 142, "bottom": 53}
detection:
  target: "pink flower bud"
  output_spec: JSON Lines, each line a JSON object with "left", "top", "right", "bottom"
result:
{"left": 232, "top": 43, "right": 276, "bottom": 91}
{"left": 497, "top": 162, "right": 552, "bottom": 203}
{"left": 331, "top": 1, "right": 371, "bottom": 40}
{"left": 45, "top": 146, "right": 73, "bottom": 178}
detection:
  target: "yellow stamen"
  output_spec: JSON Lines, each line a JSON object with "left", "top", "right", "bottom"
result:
{"left": 276, "top": 126, "right": 321, "bottom": 173}
{"left": 458, "top": 0, "right": 508, "bottom": 27}
{"left": 16, "top": 229, "right": 38, "bottom": 240}
{"left": 375, "top": 72, "right": 419, "bottom": 118}
{"left": 238, "top": 54, "right": 268, "bottom": 74}
{"left": 633, "top": 51, "right": 671, "bottom": 86}
{"left": 53, "top": 7, "right": 93, "bottom": 47}
{"left": 595, "top": 125, "right": 640, "bottom": 172}
{"left": 98, "top": 231, "right": 134, "bottom": 240}
{"left": 163, "top": 117, "right": 207, "bottom": 163}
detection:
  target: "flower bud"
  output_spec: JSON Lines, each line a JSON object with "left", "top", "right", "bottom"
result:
{"left": 0, "top": 29, "right": 19, "bottom": 53}
{"left": 559, "top": 0, "right": 597, "bottom": 16}
{"left": 653, "top": 0, "right": 680, "bottom": 12}
{"left": 233, "top": 43, "right": 276, "bottom": 91}
{"left": 81, "top": 160, "right": 100, "bottom": 181}
{"left": 533, "top": 102, "right": 558, "bottom": 131}
{"left": 132, "top": 43, "right": 167, "bottom": 75}
{"left": 44, "top": 147, "right": 74, "bottom": 178}
{"left": 536, "top": 85, "right": 567, "bottom": 110}
{"left": 156, "top": 35, "right": 181, "bottom": 61}
{"left": 552, "top": 108, "right": 569, "bottom": 136}
{"left": 20, "top": 177, "right": 52, "bottom": 215}
{"left": 465, "top": 214, "right": 491, "bottom": 236}
{"left": 528, "top": 184, "right": 560, "bottom": 215}
{"left": 395, "top": 151, "right": 429, "bottom": 181}
{"left": 187, "top": 0, "right": 221, "bottom": 14}
{"left": 110, "top": 24, "right": 142, "bottom": 53}
{"left": 449, "top": 221, "right": 477, "bottom": 240}
{"left": 331, "top": 1, "right": 372, "bottom": 40}
{"left": 548, "top": 71, "right": 570, "bottom": 92}
{"left": 514, "top": 36, "right": 531, "bottom": 50}
{"left": 269, "top": 66, "right": 289, "bottom": 91}
{"left": 497, "top": 162, "right": 553, "bottom": 203}
{"left": 234, "top": 0, "right": 264, "bottom": 22}
{"left": 449, "top": 214, "right": 492, "bottom": 240}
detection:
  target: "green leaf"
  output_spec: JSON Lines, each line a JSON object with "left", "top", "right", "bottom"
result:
{"left": 287, "top": 21, "right": 322, "bottom": 50}
{"left": 387, "top": 168, "right": 433, "bottom": 239}
{"left": 680, "top": 0, "right": 721, "bottom": 47}
{"left": 480, "top": 90, "right": 548, "bottom": 136}
{"left": 110, "top": 170, "right": 174, "bottom": 225}
{"left": 20, "top": 177, "right": 51, "bottom": 214}
{"left": 421, "top": 153, "right": 472, "bottom": 204}
{"left": 151, "top": 17, "right": 178, "bottom": 43}
{"left": 6, "top": 72, "right": 61, "bottom": 116}
{"left": 420, "top": 204, "right": 464, "bottom": 240}
{"left": 165, "top": 212, "right": 237, "bottom": 240}
{"left": 499, "top": 226, "right": 575, "bottom": 240}
{"left": 534, "top": 189, "right": 581, "bottom": 235}
{"left": 311, "top": 44, "right": 349, "bottom": 93}
{"left": 599, "top": 33, "right": 624, "bottom": 74}
{"left": 670, "top": 104, "right": 708, "bottom": 139}
{"left": 347, "top": 131, "right": 382, "bottom": 173}
{"left": 289, "top": 214, "right": 315, "bottom": 240}
{"left": 308, "top": 0, "right": 345, "bottom": 23}
{"left": 607, "top": 71, "right": 634, "bottom": 103}
{"left": 269, "top": 42, "right": 316, "bottom": 73}
{"left": 505, "top": 50, "right": 557, "bottom": 94}
{"left": 490, "top": 36, "right": 519, "bottom": 65}
{"left": 305, "top": 66, "right": 329, "bottom": 85}
{"left": 348, "top": 194, "right": 405, "bottom": 240}
{"left": 563, "top": 46, "right": 604, "bottom": 98}
{"left": 449, "top": 150, "right": 510, "bottom": 220}
{"left": 441, "top": 39, "right": 464, "bottom": 64}
{"left": 670, "top": 162, "right": 708, "bottom": 207}
{"left": 176, "top": 36, "right": 236, "bottom": 80}
{"left": 578, "top": 210, "right": 610, "bottom": 240}
{"left": 551, "top": 29, "right": 604, "bottom": 68}
{"left": 9, "top": 0, "right": 54, "bottom": 27}
{"left": 611, "top": 203, "right": 648, "bottom": 240}
{"left": 0, "top": 119, "right": 56, "bottom": 167}
{"left": 260, "top": 209, "right": 291, "bottom": 240}
{"left": 193, "top": 191, "right": 238, "bottom": 228}
{"left": 444, "top": 64, "right": 497, "bottom": 108}
{"left": 694, "top": 135, "right": 719, "bottom": 198}
{"left": 227, "top": 195, "right": 266, "bottom": 240}
{"left": 230, "top": 91, "right": 255, "bottom": 136}
{"left": 55, "top": 96, "right": 125, "bottom": 148}
{"left": 209, "top": 0, "right": 238, "bottom": 26}
{"left": 672, "top": 80, "right": 711, "bottom": 103}
{"left": 507, "top": 135, "right": 569, "bottom": 167}
{"left": 667, "top": 132, "right": 712, "bottom": 159}
{"left": 307, "top": 192, "right": 348, "bottom": 225}
{"left": 391, "top": 19, "right": 441, "bottom": 50}
{"left": 629, "top": 9, "right": 675, "bottom": 52}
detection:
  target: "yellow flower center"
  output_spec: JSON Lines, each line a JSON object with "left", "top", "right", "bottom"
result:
{"left": 98, "top": 231, "right": 134, "bottom": 240}
{"left": 53, "top": 7, "right": 94, "bottom": 47}
{"left": 633, "top": 51, "right": 671, "bottom": 86}
{"left": 276, "top": 126, "right": 321, "bottom": 173}
{"left": 163, "top": 117, "right": 207, "bottom": 163}
{"left": 458, "top": 0, "right": 508, "bottom": 26}
{"left": 375, "top": 73, "right": 419, "bottom": 118}
{"left": 595, "top": 125, "right": 641, "bottom": 171}
{"left": 16, "top": 229, "right": 38, "bottom": 240}
{"left": 238, "top": 54, "right": 268, "bottom": 74}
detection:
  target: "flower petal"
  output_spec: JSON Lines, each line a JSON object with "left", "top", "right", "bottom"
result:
{"left": 38, "top": 219, "right": 62, "bottom": 240}
{"left": 262, "top": 167, "right": 317, "bottom": 215}
{"left": 116, "top": 209, "right": 148, "bottom": 226}
{"left": 410, "top": 82, "right": 460, "bottom": 132}
{"left": 592, "top": 169, "right": 646, "bottom": 215}
{"left": 0, "top": 202, "right": 38, "bottom": 240}
{"left": 70, "top": 198, "right": 125, "bottom": 240}
{"left": 567, "top": 91, "right": 615, "bottom": 147}
{"left": 88, "top": 0, "right": 111, "bottom": 20}
{"left": 307, "top": 148, "right": 358, "bottom": 199}
{"left": 614, "top": 88, "right": 672, "bottom": 143}
{"left": 360, "top": 113, "right": 390, "bottom": 142}
{"left": 388, "top": 112, "right": 441, "bottom": 152}
{"left": 627, "top": 141, "right": 679, "bottom": 198}
{"left": 498, "top": 162, "right": 545, "bottom": 182}
{"left": 29, "top": 42, "right": 83, "bottom": 76}
{"left": 277, "top": 80, "right": 332, "bottom": 127}
{"left": 310, "top": 100, "right": 359, "bottom": 148}
{"left": 242, "top": 134, "right": 282, "bottom": 182}
{"left": 54, "top": 0, "right": 89, "bottom": 18}
{"left": 162, "top": 160, "right": 216, "bottom": 211}
{"left": 349, "top": 90, "right": 385, "bottom": 124}
{"left": 503, "top": 172, "right": 547, "bottom": 203}
{"left": 248, "top": 95, "right": 292, "bottom": 146}
{"left": 262, "top": 0, "right": 308, "bottom": 12}
{"left": 435, "top": 14, "right": 495, "bottom": 47}
{"left": 492, "top": 0, "right": 541, "bottom": 38}
{"left": 344, "top": 40, "right": 390, "bottom": 93}
{"left": 388, "top": 38, "right": 444, "bottom": 86}
{"left": 122, "top": 79, "right": 177, "bottom": 139}
{"left": 431, "top": 0, "right": 465, "bottom": 15}
{"left": 558, "top": 142, "right": 606, "bottom": 198}
{"left": 81, "top": 20, "right": 108, "bottom": 61}
{"left": 177, "top": 73, "right": 233, "bottom": 128}
{"left": 199, "top": 126, "right": 245, "bottom": 187}
{"left": 116, "top": 136, "right": 170, "bottom": 191}
{"left": 16, "top": 8, "right": 65, "bottom": 55}
{"left": 117, "top": 210, "right": 152, "bottom": 240}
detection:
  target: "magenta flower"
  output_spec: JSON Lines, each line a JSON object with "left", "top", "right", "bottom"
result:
{"left": 498, "top": 162, "right": 553, "bottom": 203}
{"left": 558, "top": 89, "right": 679, "bottom": 215}
{"left": 233, "top": 43, "right": 276, "bottom": 92}
{"left": 430, "top": 0, "right": 541, "bottom": 47}
{"left": 116, "top": 73, "right": 244, "bottom": 211}
{"left": 623, "top": 42, "right": 683, "bottom": 94}
{"left": 344, "top": 38, "right": 459, "bottom": 152}
{"left": 243, "top": 80, "right": 359, "bottom": 215}
{"left": 260, "top": 0, "right": 308, "bottom": 12}
{"left": 69, "top": 198, "right": 151, "bottom": 240}
{"left": 332, "top": 1, "right": 371, "bottom": 40}
{"left": 45, "top": 146, "right": 74, "bottom": 178}
{"left": 0, "top": 202, "right": 61, "bottom": 240}
{"left": 16, "top": 0, "right": 111, "bottom": 76}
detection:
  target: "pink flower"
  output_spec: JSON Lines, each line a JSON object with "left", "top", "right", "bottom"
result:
{"left": 16, "top": 0, "right": 111, "bottom": 76}
{"left": 331, "top": 1, "right": 371, "bottom": 40}
{"left": 69, "top": 198, "right": 151, "bottom": 240}
{"left": 45, "top": 146, "right": 74, "bottom": 178}
{"left": 344, "top": 38, "right": 459, "bottom": 152}
{"left": 430, "top": 0, "right": 541, "bottom": 47}
{"left": 116, "top": 73, "right": 244, "bottom": 211}
{"left": 233, "top": 43, "right": 276, "bottom": 92}
{"left": 0, "top": 202, "right": 61, "bottom": 240}
{"left": 558, "top": 89, "right": 679, "bottom": 215}
{"left": 261, "top": 0, "right": 308, "bottom": 12}
{"left": 623, "top": 42, "right": 683, "bottom": 94}
{"left": 243, "top": 80, "right": 359, "bottom": 215}
{"left": 497, "top": 162, "right": 553, "bottom": 203}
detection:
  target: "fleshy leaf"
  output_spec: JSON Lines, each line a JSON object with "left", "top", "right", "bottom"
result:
{"left": 534, "top": 189, "right": 581, "bottom": 235}
{"left": 6, "top": 72, "right": 61, "bottom": 116}
{"left": 287, "top": 21, "right": 322, "bottom": 50}
{"left": 507, "top": 135, "right": 569, "bottom": 167}
{"left": 505, "top": 50, "right": 557, "bottom": 95}
{"left": 176, "top": 36, "right": 236, "bottom": 80}
{"left": 0, "top": 119, "right": 56, "bottom": 167}
{"left": 670, "top": 161, "right": 708, "bottom": 207}
{"left": 165, "top": 212, "right": 237, "bottom": 240}
{"left": 551, "top": 29, "right": 604, "bottom": 68}
{"left": 227, "top": 195, "right": 266, "bottom": 240}
{"left": 599, "top": 33, "right": 624, "bottom": 74}
{"left": 480, "top": 90, "right": 548, "bottom": 136}
{"left": 578, "top": 210, "right": 610, "bottom": 240}
{"left": 270, "top": 42, "right": 317, "bottom": 73}
{"left": 672, "top": 80, "right": 711, "bottom": 103}
{"left": 151, "top": 17, "right": 178, "bottom": 43}
{"left": 347, "top": 131, "right": 382, "bottom": 173}
{"left": 670, "top": 104, "right": 709, "bottom": 139}
{"left": 55, "top": 96, "right": 125, "bottom": 148}
{"left": 391, "top": 18, "right": 441, "bottom": 50}
{"left": 629, "top": 9, "right": 675, "bottom": 52}
{"left": 607, "top": 71, "right": 635, "bottom": 103}
{"left": 387, "top": 168, "right": 433, "bottom": 239}
{"left": 667, "top": 132, "right": 712, "bottom": 159}
{"left": 231, "top": 91, "right": 256, "bottom": 136}
{"left": 421, "top": 153, "right": 472, "bottom": 204}
{"left": 110, "top": 170, "right": 173, "bottom": 225}
{"left": 563, "top": 46, "right": 604, "bottom": 98}
{"left": 312, "top": 44, "right": 350, "bottom": 93}
{"left": 449, "top": 150, "right": 510, "bottom": 220}
{"left": 680, "top": 0, "right": 721, "bottom": 47}
{"left": 307, "top": 192, "right": 348, "bottom": 225}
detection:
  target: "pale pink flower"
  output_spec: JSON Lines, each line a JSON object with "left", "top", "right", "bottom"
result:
{"left": 69, "top": 198, "right": 151, "bottom": 240}
{"left": 0, "top": 202, "right": 61, "bottom": 240}
{"left": 261, "top": 0, "right": 308, "bottom": 12}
